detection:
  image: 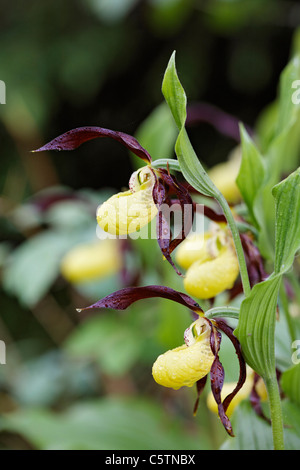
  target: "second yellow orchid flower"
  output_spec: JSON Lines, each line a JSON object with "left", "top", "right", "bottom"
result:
{"left": 175, "top": 226, "right": 239, "bottom": 299}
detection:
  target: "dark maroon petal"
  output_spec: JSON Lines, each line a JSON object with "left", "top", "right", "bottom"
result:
{"left": 203, "top": 206, "right": 226, "bottom": 223}
{"left": 240, "top": 233, "right": 267, "bottom": 287}
{"left": 159, "top": 170, "right": 194, "bottom": 253}
{"left": 209, "top": 326, "right": 234, "bottom": 437}
{"left": 77, "top": 285, "right": 204, "bottom": 314}
{"left": 193, "top": 375, "right": 208, "bottom": 416}
{"left": 152, "top": 177, "right": 166, "bottom": 207}
{"left": 33, "top": 126, "right": 152, "bottom": 163}
{"left": 152, "top": 177, "right": 183, "bottom": 276}
{"left": 167, "top": 199, "right": 227, "bottom": 224}
{"left": 210, "top": 354, "right": 234, "bottom": 437}
{"left": 209, "top": 321, "right": 221, "bottom": 356}
{"left": 214, "top": 319, "right": 247, "bottom": 414}
{"left": 152, "top": 170, "right": 195, "bottom": 276}
{"left": 156, "top": 209, "right": 183, "bottom": 276}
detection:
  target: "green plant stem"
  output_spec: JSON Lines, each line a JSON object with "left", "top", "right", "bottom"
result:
{"left": 205, "top": 306, "right": 240, "bottom": 320}
{"left": 264, "top": 375, "right": 285, "bottom": 450}
{"left": 217, "top": 193, "right": 251, "bottom": 298}
{"left": 150, "top": 158, "right": 181, "bottom": 172}
{"left": 218, "top": 191, "right": 286, "bottom": 450}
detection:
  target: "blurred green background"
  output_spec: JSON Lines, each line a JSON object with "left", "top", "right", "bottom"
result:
{"left": 0, "top": 0, "right": 300, "bottom": 450}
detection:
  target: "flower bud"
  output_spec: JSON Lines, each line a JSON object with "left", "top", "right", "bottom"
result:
{"left": 152, "top": 317, "right": 215, "bottom": 390}
{"left": 97, "top": 167, "right": 158, "bottom": 235}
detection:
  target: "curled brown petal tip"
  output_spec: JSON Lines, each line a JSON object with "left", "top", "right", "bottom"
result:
{"left": 77, "top": 285, "right": 204, "bottom": 315}
{"left": 33, "top": 126, "right": 152, "bottom": 163}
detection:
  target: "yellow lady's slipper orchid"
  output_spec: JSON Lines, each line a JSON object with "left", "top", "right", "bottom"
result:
{"left": 78, "top": 284, "right": 247, "bottom": 437}
{"left": 152, "top": 317, "right": 215, "bottom": 390}
{"left": 61, "top": 238, "right": 121, "bottom": 283}
{"left": 176, "top": 226, "right": 239, "bottom": 299}
{"left": 97, "top": 166, "right": 158, "bottom": 235}
{"left": 208, "top": 146, "right": 241, "bottom": 204}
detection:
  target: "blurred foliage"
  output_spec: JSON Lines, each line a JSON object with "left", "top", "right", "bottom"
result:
{"left": 0, "top": 0, "right": 300, "bottom": 450}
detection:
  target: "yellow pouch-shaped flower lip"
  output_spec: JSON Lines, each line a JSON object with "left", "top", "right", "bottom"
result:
{"left": 61, "top": 238, "right": 121, "bottom": 283}
{"left": 175, "top": 233, "right": 212, "bottom": 270}
{"left": 184, "top": 243, "right": 239, "bottom": 299}
{"left": 97, "top": 167, "right": 158, "bottom": 235}
{"left": 152, "top": 317, "right": 215, "bottom": 390}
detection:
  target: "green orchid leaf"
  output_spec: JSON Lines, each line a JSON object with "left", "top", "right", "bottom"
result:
{"left": 276, "top": 54, "right": 300, "bottom": 139}
{"left": 236, "top": 124, "right": 265, "bottom": 228}
{"left": 281, "top": 363, "right": 300, "bottom": 407}
{"left": 235, "top": 275, "right": 281, "bottom": 378}
{"left": 162, "top": 52, "right": 252, "bottom": 298}
{"left": 250, "top": 54, "right": 300, "bottom": 262}
{"left": 162, "top": 51, "right": 221, "bottom": 198}
{"left": 265, "top": 54, "right": 300, "bottom": 179}
{"left": 272, "top": 167, "right": 300, "bottom": 275}
{"left": 236, "top": 124, "right": 275, "bottom": 261}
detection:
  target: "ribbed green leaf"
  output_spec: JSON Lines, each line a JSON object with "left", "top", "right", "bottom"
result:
{"left": 272, "top": 167, "right": 300, "bottom": 275}
{"left": 162, "top": 51, "right": 220, "bottom": 198}
{"left": 235, "top": 275, "right": 281, "bottom": 378}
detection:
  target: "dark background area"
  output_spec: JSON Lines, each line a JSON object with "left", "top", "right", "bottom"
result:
{"left": 1, "top": 0, "right": 299, "bottom": 196}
